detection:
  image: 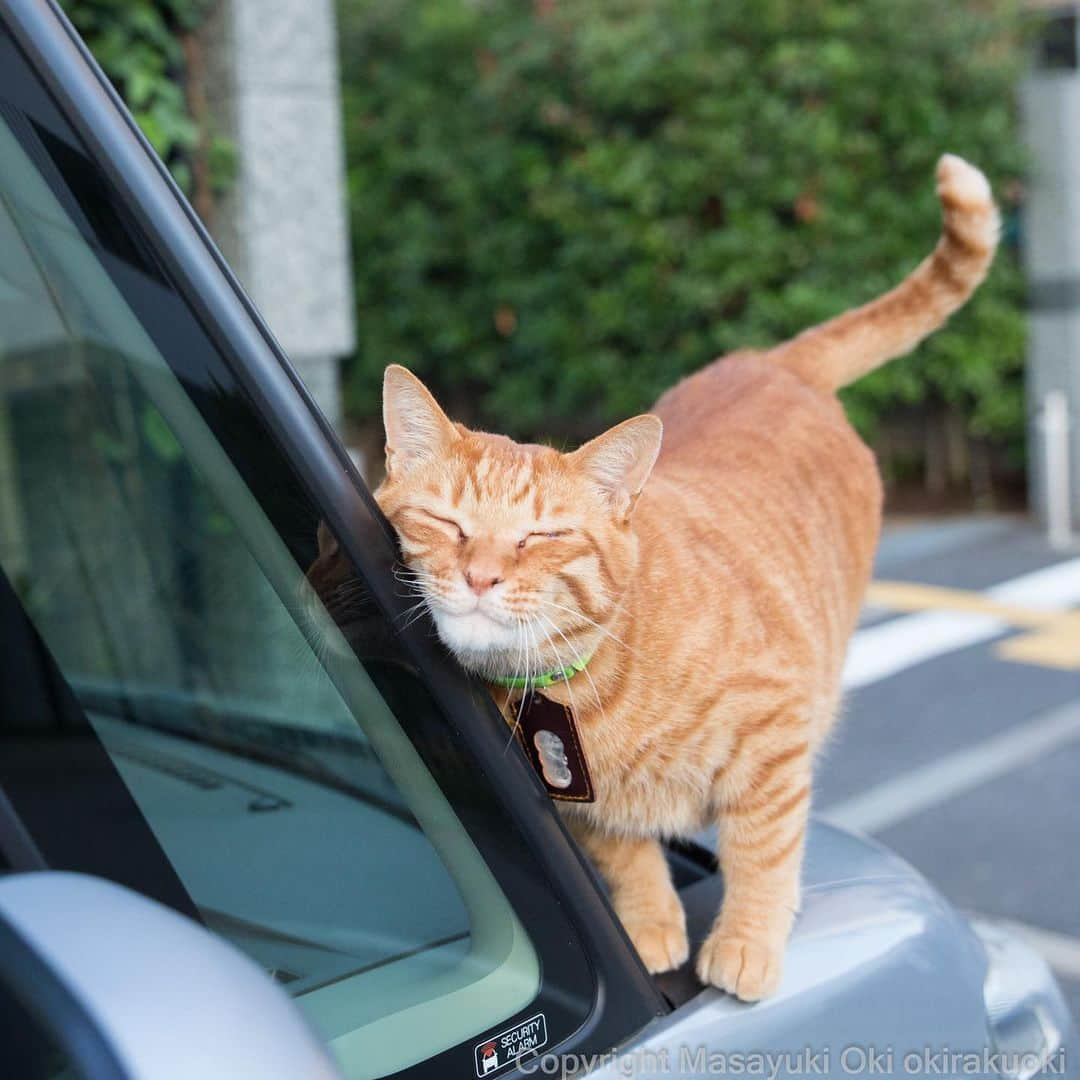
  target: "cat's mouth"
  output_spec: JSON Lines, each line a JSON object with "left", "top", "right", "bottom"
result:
{"left": 428, "top": 606, "right": 521, "bottom": 671}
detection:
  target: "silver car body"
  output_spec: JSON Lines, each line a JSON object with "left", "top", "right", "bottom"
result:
{"left": 588, "top": 823, "right": 1075, "bottom": 1079}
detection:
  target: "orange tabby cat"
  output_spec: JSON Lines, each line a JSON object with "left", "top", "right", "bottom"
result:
{"left": 373, "top": 155, "right": 998, "bottom": 1000}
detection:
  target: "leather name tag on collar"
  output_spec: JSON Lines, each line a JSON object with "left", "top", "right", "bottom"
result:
{"left": 509, "top": 694, "right": 595, "bottom": 803}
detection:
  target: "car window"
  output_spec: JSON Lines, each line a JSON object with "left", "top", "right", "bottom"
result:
{"left": 0, "top": 83, "right": 540, "bottom": 1078}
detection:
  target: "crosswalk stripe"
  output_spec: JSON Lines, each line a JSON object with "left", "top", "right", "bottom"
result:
{"left": 844, "top": 556, "right": 1080, "bottom": 688}
{"left": 821, "top": 698, "right": 1080, "bottom": 834}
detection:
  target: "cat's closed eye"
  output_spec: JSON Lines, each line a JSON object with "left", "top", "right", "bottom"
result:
{"left": 422, "top": 511, "right": 468, "bottom": 543}
{"left": 518, "top": 529, "right": 571, "bottom": 549}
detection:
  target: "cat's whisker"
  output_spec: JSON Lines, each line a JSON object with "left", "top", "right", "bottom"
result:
{"left": 536, "top": 597, "right": 625, "bottom": 641}
{"left": 392, "top": 582, "right": 436, "bottom": 600}
{"left": 536, "top": 614, "right": 583, "bottom": 731}
{"left": 398, "top": 609, "right": 432, "bottom": 633}
{"left": 394, "top": 594, "right": 428, "bottom": 609}
{"left": 536, "top": 598, "right": 640, "bottom": 657}
{"left": 392, "top": 567, "right": 439, "bottom": 591}
{"left": 393, "top": 576, "right": 437, "bottom": 591}
{"left": 395, "top": 601, "right": 427, "bottom": 623}
{"left": 504, "top": 617, "right": 538, "bottom": 755}
{"left": 503, "top": 618, "right": 523, "bottom": 715}
{"left": 501, "top": 620, "right": 526, "bottom": 753}
{"left": 390, "top": 576, "right": 430, "bottom": 595}
{"left": 392, "top": 561, "right": 435, "bottom": 576}
{"left": 540, "top": 611, "right": 608, "bottom": 726}
{"left": 395, "top": 593, "right": 436, "bottom": 632}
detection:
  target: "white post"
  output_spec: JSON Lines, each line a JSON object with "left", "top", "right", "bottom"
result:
{"left": 1044, "top": 389, "right": 1073, "bottom": 549}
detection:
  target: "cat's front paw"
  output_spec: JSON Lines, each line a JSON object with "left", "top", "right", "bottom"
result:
{"left": 696, "top": 931, "right": 784, "bottom": 1001}
{"left": 623, "top": 917, "right": 689, "bottom": 974}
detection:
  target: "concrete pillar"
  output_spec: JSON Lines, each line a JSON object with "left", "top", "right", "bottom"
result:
{"left": 198, "top": 0, "right": 354, "bottom": 428}
{"left": 1022, "top": 7, "right": 1080, "bottom": 534}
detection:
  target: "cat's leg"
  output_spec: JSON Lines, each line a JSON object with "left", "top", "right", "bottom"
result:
{"left": 572, "top": 824, "right": 689, "bottom": 974}
{"left": 696, "top": 747, "right": 811, "bottom": 1001}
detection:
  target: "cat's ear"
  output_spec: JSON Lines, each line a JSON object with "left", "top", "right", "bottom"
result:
{"left": 569, "top": 414, "right": 663, "bottom": 520}
{"left": 382, "top": 365, "right": 458, "bottom": 476}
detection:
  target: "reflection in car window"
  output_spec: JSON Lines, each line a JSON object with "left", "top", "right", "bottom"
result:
{"left": 0, "top": 100, "right": 538, "bottom": 1077}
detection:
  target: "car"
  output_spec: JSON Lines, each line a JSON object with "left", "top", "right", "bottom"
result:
{"left": 0, "top": 0, "right": 1074, "bottom": 1078}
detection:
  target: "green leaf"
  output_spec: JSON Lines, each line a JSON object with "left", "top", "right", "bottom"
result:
{"left": 61, "top": 0, "right": 226, "bottom": 197}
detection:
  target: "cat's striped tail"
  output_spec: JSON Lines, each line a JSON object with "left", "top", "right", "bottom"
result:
{"left": 767, "top": 154, "right": 1000, "bottom": 392}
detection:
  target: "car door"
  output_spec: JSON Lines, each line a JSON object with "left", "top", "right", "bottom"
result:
{"left": 0, "top": 1, "right": 666, "bottom": 1076}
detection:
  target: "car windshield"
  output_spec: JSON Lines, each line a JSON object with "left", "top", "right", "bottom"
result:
{"left": 0, "top": 57, "right": 538, "bottom": 1078}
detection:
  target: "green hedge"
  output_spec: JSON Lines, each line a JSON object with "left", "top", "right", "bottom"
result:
{"left": 338, "top": 0, "right": 1028, "bottom": 469}
{"left": 59, "top": 0, "right": 231, "bottom": 200}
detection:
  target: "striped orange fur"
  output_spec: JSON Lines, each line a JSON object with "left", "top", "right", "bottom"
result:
{"left": 373, "top": 155, "right": 999, "bottom": 1000}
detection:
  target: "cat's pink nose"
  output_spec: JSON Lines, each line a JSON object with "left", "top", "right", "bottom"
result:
{"left": 464, "top": 567, "right": 503, "bottom": 595}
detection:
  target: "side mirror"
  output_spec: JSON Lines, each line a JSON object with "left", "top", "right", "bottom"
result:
{"left": 0, "top": 871, "right": 341, "bottom": 1079}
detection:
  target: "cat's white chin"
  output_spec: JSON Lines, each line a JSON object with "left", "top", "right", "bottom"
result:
{"left": 431, "top": 609, "right": 520, "bottom": 673}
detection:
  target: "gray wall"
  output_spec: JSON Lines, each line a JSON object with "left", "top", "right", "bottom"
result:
{"left": 199, "top": 0, "right": 355, "bottom": 429}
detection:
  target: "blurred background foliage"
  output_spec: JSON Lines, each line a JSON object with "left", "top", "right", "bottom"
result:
{"left": 60, "top": 0, "right": 1032, "bottom": 505}
{"left": 338, "top": 0, "right": 1029, "bottom": 503}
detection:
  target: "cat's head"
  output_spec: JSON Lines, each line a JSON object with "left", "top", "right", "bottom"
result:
{"left": 375, "top": 365, "right": 662, "bottom": 680}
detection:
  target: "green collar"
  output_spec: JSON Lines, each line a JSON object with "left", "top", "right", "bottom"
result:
{"left": 490, "top": 655, "right": 591, "bottom": 691}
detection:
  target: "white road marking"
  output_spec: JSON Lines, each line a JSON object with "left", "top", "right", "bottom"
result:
{"left": 843, "top": 556, "right": 1080, "bottom": 689}
{"left": 821, "top": 698, "right": 1080, "bottom": 835}
{"left": 980, "top": 916, "right": 1080, "bottom": 981}
{"left": 843, "top": 608, "right": 1004, "bottom": 689}
{"left": 826, "top": 556, "right": 1080, "bottom": 958}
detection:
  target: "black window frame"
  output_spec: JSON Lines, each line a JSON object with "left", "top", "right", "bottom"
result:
{"left": 0, "top": 0, "right": 668, "bottom": 1076}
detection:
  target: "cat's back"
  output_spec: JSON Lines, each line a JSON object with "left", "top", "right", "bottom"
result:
{"left": 638, "top": 352, "right": 882, "bottom": 650}
{"left": 652, "top": 352, "right": 865, "bottom": 473}
{"left": 650, "top": 353, "right": 879, "bottom": 514}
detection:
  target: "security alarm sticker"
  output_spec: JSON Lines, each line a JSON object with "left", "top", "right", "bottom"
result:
{"left": 474, "top": 1013, "right": 548, "bottom": 1076}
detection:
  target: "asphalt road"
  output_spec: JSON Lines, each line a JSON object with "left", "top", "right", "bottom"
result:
{"left": 815, "top": 516, "right": 1080, "bottom": 1021}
